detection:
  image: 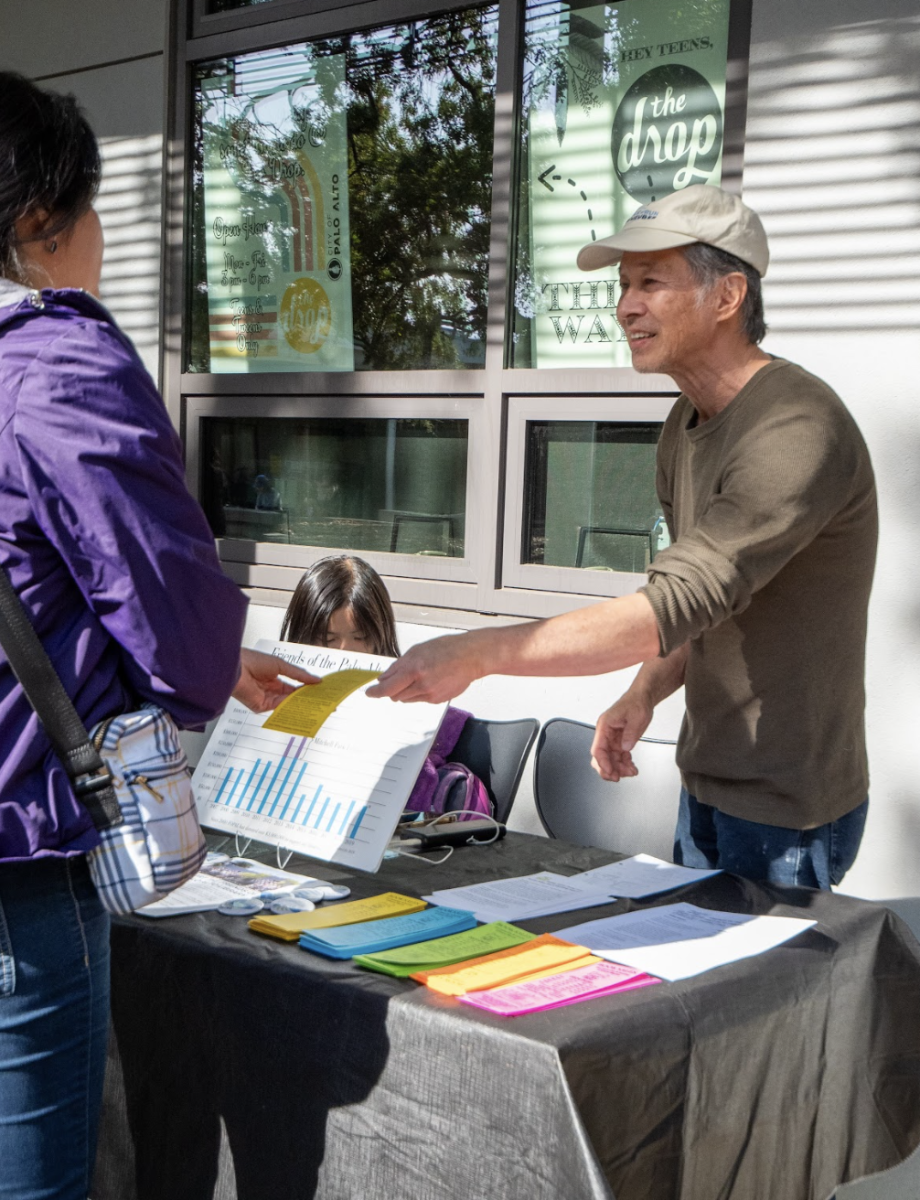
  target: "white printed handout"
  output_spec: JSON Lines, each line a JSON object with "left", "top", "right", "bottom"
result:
{"left": 555, "top": 903, "right": 816, "bottom": 981}
{"left": 139, "top": 855, "right": 329, "bottom": 917}
{"left": 193, "top": 640, "right": 447, "bottom": 872}
{"left": 424, "top": 871, "right": 614, "bottom": 923}
{"left": 571, "top": 854, "right": 721, "bottom": 898}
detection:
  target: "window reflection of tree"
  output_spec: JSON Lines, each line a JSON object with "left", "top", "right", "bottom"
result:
{"left": 512, "top": 0, "right": 728, "bottom": 366}
{"left": 324, "top": 7, "right": 498, "bottom": 370}
{"left": 203, "top": 417, "right": 468, "bottom": 555}
{"left": 190, "top": 8, "right": 498, "bottom": 373}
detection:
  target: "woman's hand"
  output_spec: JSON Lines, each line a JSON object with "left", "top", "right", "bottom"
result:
{"left": 232, "top": 648, "right": 320, "bottom": 714}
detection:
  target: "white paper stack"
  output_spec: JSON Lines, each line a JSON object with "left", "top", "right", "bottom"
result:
{"left": 555, "top": 902, "right": 816, "bottom": 981}
{"left": 569, "top": 854, "right": 722, "bottom": 899}
{"left": 424, "top": 871, "right": 614, "bottom": 924}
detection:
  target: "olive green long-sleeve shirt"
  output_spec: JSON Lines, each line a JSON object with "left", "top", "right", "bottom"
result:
{"left": 641, "top": 358, "right": 877, "bottom": 829}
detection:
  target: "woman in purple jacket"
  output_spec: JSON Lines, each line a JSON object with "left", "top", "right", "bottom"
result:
{"left": 0, "top": 72, "right": 313, "bottom": 1199}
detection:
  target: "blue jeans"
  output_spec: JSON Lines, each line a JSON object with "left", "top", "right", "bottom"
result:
{"left": 674, "top": 788, "right": 868, "bottom": 890}
{"left": 0, "top": 856, "right": 110, "bottom": 1200}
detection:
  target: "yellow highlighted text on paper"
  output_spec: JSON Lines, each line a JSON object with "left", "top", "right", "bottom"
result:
{"left": 249, "top": 893, "right": 426, "bottom": 942}
{"left": 263, "top": 668, "right": 381, "bottom": 737}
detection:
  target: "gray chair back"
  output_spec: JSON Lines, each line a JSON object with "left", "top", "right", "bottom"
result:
{"left": 450, "top": 716, "right": 540, "bottom": 825}
{"left": 533, "top": 717, "right": 679, "bottom": 860}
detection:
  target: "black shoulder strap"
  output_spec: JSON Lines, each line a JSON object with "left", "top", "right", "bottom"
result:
{"left": 0, "top": 566, "right": 122, "bottom": 829}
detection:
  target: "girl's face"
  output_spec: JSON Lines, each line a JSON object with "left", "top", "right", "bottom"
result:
{"left": 323, "top": 605, "right": 371, "bottom": 654}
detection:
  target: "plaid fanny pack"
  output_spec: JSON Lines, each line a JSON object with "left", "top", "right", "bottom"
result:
{"left": 85, "top": 705, "right": 206, "bottom": 914}
{"left": 0, "top": 565, "right": 205, "bottom": 915}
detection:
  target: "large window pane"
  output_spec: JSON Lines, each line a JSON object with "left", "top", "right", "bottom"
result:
{"left": 189, "top": 7, "right": 499, "bottom": 373}
{"left": 202, "top": 417, "right": 468, "bottom": 556}
{"left": 523, "top": 421, "right": 667, "bottom": 571}
{"left": 511, "top": 0, "right": 732, "bottom": 369}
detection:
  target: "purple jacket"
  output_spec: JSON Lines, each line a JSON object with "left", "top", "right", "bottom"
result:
{"left": 0, "top": 287, "right": 247, "bottom": 862}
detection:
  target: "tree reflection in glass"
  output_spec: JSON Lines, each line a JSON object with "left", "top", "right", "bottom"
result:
{"left": 188, "top": 6, "right": 499, "bottom": 373}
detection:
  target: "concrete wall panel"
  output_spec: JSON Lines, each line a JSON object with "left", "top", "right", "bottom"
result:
{"left": 0, "top": 0, "right": 167, "bottom": 80}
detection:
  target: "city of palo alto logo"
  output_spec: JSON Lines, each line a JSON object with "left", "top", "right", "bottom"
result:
{"left": 612, "top": 64, "right": 723, "bottom": 204}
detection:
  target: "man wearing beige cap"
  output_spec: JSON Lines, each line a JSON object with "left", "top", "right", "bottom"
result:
{"left": 369, "top": 184, "right": 877, "bottom": 890}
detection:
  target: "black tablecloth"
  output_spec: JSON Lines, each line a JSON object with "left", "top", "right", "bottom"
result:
{"left": 93, "top": 833, "right": 920, "bottom": 1200}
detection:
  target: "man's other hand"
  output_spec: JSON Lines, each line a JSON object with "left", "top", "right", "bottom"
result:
{"left": 232, "top": 648, "right": 320, "bottom": 714}
{"left": 591, "top": 691, "right": 654, "bottom": 781}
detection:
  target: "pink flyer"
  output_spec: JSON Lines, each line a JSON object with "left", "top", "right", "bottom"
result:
{"left": 459, "top": 960, "right": 660, "bottom": 1017}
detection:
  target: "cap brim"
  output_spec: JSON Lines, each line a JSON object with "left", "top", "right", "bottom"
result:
{"left": 577, "top": 228, "right": 699, "bottom": 272}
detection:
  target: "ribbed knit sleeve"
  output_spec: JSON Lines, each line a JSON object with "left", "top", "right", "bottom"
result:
{"left": 642, "top": 542, "right": 752, "bottom": 655}
{"left": 641, "top": 363, "right": 867, "bottom": 656}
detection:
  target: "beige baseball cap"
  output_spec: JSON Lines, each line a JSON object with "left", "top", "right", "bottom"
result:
{"left": 577, "top": 185, "right": 769, "bottom": 277}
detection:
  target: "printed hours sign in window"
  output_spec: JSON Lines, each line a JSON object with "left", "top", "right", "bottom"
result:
{"left": 190, "top": 9, "right": 499, "bottom": 374}
{"left": 512, "top": 0, "right": 732, "bottom": 369}
{"left": 199, "top": 50, "right": 354, "bottom": 373}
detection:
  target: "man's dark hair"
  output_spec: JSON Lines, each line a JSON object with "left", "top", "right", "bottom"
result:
{"left": 683, "top": 242, "right": 767, "bottom": 345}
{"left": 281, "top": 555, "right": 401, "bottom": 658}
{"left": 0, "top": 72, "right": 101, "bottom": 280}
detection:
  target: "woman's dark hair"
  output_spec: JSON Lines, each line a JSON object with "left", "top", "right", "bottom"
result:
{"left": 0, "top": 72, "right": 101, "bottom": 280}
{"left": 280, "top": 556, "right": 400, "bottom": 657}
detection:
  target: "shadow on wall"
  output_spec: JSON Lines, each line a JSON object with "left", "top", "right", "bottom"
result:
{"left": 746, "top": 8, "right": 920, "bottom": 334}
{"left": 96, "top": 134, "right": 163, "bottom": 380}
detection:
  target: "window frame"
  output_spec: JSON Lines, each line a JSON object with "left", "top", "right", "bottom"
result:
{"left": 501, "top": 393, "right": 676, "bottom": 599}
{"left": 163, "top": 0, "right": 753, "bottom": 620}
{"left": 186, "top": 392, "right": 483, "bottom": 587}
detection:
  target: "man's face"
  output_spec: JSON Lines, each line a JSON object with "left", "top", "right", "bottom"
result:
{"left": 616, "top": 248, "right": 713, "bottom": 376}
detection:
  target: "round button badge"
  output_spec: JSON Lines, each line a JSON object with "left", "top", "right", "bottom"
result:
{"left": 293, "top": 883, "right": 351, "bottom": 903}
{"left": 217, "top": 897, "right": 265, "bottom": 917}
{"left": 270, "top": 896, "right": 316, "bottom": 915}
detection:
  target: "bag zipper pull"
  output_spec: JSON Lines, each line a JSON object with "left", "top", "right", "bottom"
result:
{"left": 131, "top": 774, "right": 165, "bottom": 803}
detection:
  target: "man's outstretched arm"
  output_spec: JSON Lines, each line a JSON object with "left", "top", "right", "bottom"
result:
{"left": 366, "top": 592, "right": 661, "bottom": 704}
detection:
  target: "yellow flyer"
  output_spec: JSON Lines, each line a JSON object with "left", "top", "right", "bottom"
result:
{"left": 263, "top": 669, "right": 380, "bottom": 738}
{"left": 249, "top": 893, "right": 427, "bottom": 942}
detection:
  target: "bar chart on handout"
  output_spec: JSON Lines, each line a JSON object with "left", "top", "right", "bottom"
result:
{"left": 193, "top": 643, "right": 447, "bottom": 871}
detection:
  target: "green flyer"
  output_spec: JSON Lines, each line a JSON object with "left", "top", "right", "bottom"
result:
{"left": 200, "top": 48, "right": 354, "bottom": 372}
{"left": 526, "top": 0, "right": 731, "bottom": 368}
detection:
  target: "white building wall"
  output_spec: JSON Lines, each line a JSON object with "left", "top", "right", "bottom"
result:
{"left": 0, "top": 0, "right": 166, "bottom": 380}
{"left": 746, "top": 0, "right": 920, "bottom": 905}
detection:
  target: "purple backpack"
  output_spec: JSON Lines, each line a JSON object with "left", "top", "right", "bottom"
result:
{"left": 404, "top": 707, "right": 493, "bottom": 821}
{"left": 428, "top": 761, "right": 493, "bottom": 819}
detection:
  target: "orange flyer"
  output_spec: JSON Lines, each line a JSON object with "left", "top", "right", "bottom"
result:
{"left": 412, "top": 933, "right": 594, "bottom": 997}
